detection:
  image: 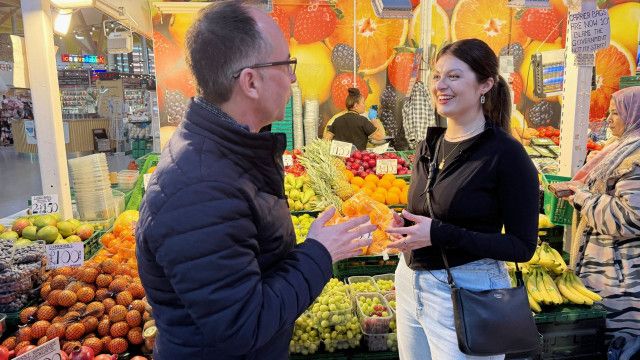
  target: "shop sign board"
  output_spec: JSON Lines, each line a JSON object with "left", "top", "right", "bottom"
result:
{"left": 45, "top": 242, "right": 84, "bottom": 270}
{"left": 61, "top": 53, "right": 106, "bottom": 64}
{"left": 569, "top": 9, "right": 610, "bottom": 54}
{"left": 330, "top": 140, "right": 355, "bottom": 158}
{"left": 58, "top": 70, "right": 91, "bottom": 86}
{"left": 31, "top": 194, "right": 59, "bottom": 215}
{"left": 14, "top": 337, "right": 61, "bottom": 360}
{"left": 376, "top": 159, "right": 398, "bottom": 175}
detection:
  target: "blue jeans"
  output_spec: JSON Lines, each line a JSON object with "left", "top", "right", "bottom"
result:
{"left": 395, "top": 255, "right": 511, "bottom": 360}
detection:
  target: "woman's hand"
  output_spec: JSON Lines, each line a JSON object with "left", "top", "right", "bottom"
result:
{"left": 385, "top": 210, "right": 433, "bottom": 252}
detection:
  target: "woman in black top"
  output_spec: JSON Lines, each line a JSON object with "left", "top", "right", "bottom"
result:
{"left": 385, "top": 39, "right": 539, "bottom": 359}
{"left": 325, "top": 88, "right": 385, "bottom": 150}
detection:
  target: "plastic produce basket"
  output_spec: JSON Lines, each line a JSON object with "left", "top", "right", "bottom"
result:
{"left": 347, "top": 276, "right": 378, "bottom": 294}
{"left": 333, "top": 255, "right": 400, "bottom": 281}
{"left": 541, "top": 174, "right": 574, "bottom": 226}
{"left": 372, "top": 274, "right": 395, "bottom": 293}
{"left": 355, "top": 292, "right": 393, "bottom": 334}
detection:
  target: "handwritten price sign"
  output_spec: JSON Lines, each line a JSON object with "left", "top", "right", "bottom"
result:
{"left": 376, "top": 159, "right": 398, "bottom": 175}
{"left": 45, "top": 243, "right": 84, "bottom": 270}
{"left": 330, "top": 140, "right": 354, "bottom": 158}
{"left": 14, "top": 337, "right": 61, "bottom": 360}
{"left": 282, "top": 154, "right": 294, "bottom": 167}
{"left": 31, "top": 195, "right": 59, "bottom": 215}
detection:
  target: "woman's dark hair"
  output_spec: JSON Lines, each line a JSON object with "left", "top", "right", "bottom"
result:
{"left": 435, "top": 39, "right": 511, "bottom": 131}
{"left": 345, "top": 88, "right": 362, "bottom": 111}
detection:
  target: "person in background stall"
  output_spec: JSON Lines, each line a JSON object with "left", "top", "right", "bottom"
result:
{"left": 561, "top": 86, "right": 640, "bottom": 345}
{"left": 383, "top": 38, "right": 539, "bottom": 360}
{"left": 135, "top": 2, "right": 376, "bottom": 359}
{"left": 324, "top": 88, "right": 385, "bottom": 150}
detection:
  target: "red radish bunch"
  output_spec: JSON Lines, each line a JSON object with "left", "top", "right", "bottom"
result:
{"left": 344, "top": 151, "right": 411, "bottom": 178}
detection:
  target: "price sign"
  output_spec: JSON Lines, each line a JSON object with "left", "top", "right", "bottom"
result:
{"left": 376, "top": 159, "right": 398, "bottom": 175}
{"left": 14, "top": 337, "right": 61, "bottom": 360}
{"left": 499, "top": 55, "right": 515, "bottom": 75}
{"left": 370, "top": 143, "right": 390, "bottom": 155}
{"left": 143, "top": 173, "right": 152, "bottom": 191}
{"left": 45, "top": 243, "right": 84, "bottom": 270}
{"left": 330, "top": 140, "right": 354, "bottom": 158}
{"left": 31, "top": 195, "right": 59, "bottom": 215}
{"left": 282, "top": 154, "right": 294, "bottom": 167}
{"left": 569, "top": 9, "right": 610, "bottom": 54}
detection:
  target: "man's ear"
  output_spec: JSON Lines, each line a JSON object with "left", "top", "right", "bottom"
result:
{"left": 237, "top": 69, "right": 261, "bottom": 100}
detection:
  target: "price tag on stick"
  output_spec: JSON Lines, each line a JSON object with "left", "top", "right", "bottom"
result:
{"left": 45, "top": 243, "right": 84, "bottom": 270}
{"left": 330, "top": 140, "right": 355, "bottom": 158}
{"left": 14, "top": 337, "right": 61, "bottom": 360}
{"left": 376, "top": 159, "right": 398, "bottom": 175}
{"left": 31, "top": 194, "right": 59, "bottom": 215}
{"left": 282, "top": 154, "right": 294, "bottom": 167}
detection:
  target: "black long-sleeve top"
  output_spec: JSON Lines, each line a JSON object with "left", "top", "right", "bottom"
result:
{"left": 405, "top": 123, "right": 539, "bottom": 270}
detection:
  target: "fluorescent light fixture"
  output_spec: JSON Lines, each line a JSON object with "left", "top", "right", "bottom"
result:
{"left": 49, "top": 0, "right": 95, "bottom": 9}
{"left": 54, "top": 9, "right": 73, "bottom": 36}
{"left": 154, "top": 1, "right": 272, "bottom": 14}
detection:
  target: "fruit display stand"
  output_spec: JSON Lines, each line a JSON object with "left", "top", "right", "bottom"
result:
{"left": 332, "top": 256, "right": 400, "bottom": 281}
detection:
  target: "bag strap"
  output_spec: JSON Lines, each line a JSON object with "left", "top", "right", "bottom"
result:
{"left": 425, "top": 136, "right": 523, "bottom": 289}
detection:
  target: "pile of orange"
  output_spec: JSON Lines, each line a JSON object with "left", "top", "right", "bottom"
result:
{"left": 348, "top": 173, "right": 408, "bottom": 205}
{"left": 94, "top": 223, "right": 137, "bottom": 273}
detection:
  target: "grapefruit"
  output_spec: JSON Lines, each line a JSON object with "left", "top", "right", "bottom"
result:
{"left": 451, "top": 0, "right": 515, "bottom": 55}
{"left": 326, "top": 0, "right": 408, "bottom": 75}
{"left": 519, "top": 40, "right": 564, "bottom": 102}
{"left": 408, "top": 3, "right": 451, "bottom": 51}
{"left": 290, "top": 40, "right": 335, "bottom": 102}
{"left": 608, "top": 3, "right": 640, "bottom": 59}
{"left": 590, "top": 41, "right": 634, "bottom": 121}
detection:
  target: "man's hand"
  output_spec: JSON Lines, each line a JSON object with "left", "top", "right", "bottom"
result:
{"left": 385, "top": 210, "right": 433, "bottom": 252}
{"left": 307, "top": 207, "right": 377, "bottom": 262}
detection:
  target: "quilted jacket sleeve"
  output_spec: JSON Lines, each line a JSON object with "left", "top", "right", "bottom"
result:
{"left": 147, "top": 182, "right": 333, "bottom": 354}
{"left": 573, "top": 165, "right": 640, "bottom": 238}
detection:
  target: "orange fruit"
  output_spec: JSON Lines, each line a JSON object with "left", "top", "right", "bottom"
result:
{"left": 98, "top": 319, "right": 111, "bottom": 337}
{"left": 451, "top": 0, "right": 513, "bottom": 54}
{"left": 351, "top": 176, "right": 365, "bottom": 187}
{"left": 57, "top": 290, "right": 77, "bottom": 308}
{"left": 1, "top": 337, "right": 16, "bottom": 351}
{"left": 82, "top": 316, "right": 99, "bottom": 333}
{"left": 110, "top": 321, "right": 130, "bottom": 338}
{"left": 386, "top": 192, "right": 400, "bottom": 205}
{"left": 344, "top": 170, "right": 354, "bottom": 181}
{"left": 409, "top": 3, "right": 450, "bottom": 51}
{"left": 31, "top": 320, "right": 50, "bottom": 339}
{"left": 83, "top": 337, "right": 104, "bottom": 355}
{"left": 127, "top": 327, "right": 144, "bottom": 345}
{"left": 116, "top": 291, "right": 134, "bottom": 307}
{"left": 609, "top": 3, "right": 640, "bottom": 60}
{"left": 362, "top": 187, "right": 374, "bottom": 196}
{"left": 77, "top": 287, "right": 95, "bottom": 303}
{"left": 107, "top": 337, "right": 129, "bottom": 354}
{"left": 590, "top": 41, "right": 634, "bottom": 121}
{"left": 19, "top": 307, "right": 37, "bottom": 325}
{"left": 363, "top": 182, "right": 377, "bottom": 192}
{"left": 351, "top": 184, "right": 361, "bottom": 193}
{"left": 364, "top": 174, "right": 379, "bottom": 184}
{"left": 65, "top": 322, "right": 86, "bottom": 341}
{"left": 327, "top": 0, "right": 409, "bottom": 75}
{"left": 46, "top": 323, "right": 65, "bottom": 340}
{"left": 371, "top": 192, "right": 386, "bottom": 204}
{"left": 37, "top": 305, "right": 56, "bottom": 322}
{"left": 101, "top": 233, "right": 116, "bottom": 247}
{"left": 129, "top": 299, "right": 146, "bottom": 314}
{"left": 109, "top": 305, "right": 128, "bottom": 322}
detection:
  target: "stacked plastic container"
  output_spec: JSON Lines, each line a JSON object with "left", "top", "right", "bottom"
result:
{"left": 68, "top": 153, "right": 114, "bottom": 221}
{"left": 117, "top": 170, "right": 139, "bottom": 191}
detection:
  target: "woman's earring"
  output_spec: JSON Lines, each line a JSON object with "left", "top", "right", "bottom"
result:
{"left": 480, "top": 94, "right": 486, "bottom": 104}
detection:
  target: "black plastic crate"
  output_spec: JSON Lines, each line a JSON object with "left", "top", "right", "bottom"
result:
{"left": 332, "top": 255, "right": 399, "bottom": 281}
{"left": 507, "top": 305, "right": 607, "bottom": 360}
{"left": 539, "top": 226, "right": 564, "bottom": 253}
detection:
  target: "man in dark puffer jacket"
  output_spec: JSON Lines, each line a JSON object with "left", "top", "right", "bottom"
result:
{"left": 135, "top": 2, "right": 375, "bottom": 359}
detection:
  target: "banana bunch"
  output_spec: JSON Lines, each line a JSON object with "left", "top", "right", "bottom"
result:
{"left": 555, "top": 269, "right": 603, "bottom": 305}
{"left": 285, "top": 174, "right": 318, "bottom": 211}
{"left": 527, "top": 242, "right": 567, "bottom": 275}
{"left": 525, "top": 266, "right": 564, "bottom": 312}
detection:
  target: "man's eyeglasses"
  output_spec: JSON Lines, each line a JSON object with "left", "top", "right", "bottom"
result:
{"left": 232, "top": 58, "right": 297, "bottom": 79}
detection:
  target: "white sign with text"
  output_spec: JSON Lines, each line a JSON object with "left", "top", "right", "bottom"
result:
{"left": 45, "top": 243, "right": 84, "bottom": 270}
{"left": 31, "top": 194, "right": 59, "bottom": 215}
{"left": 330, "top": 140, "right": 355, "bottom": 158}
{"left": 569, "top": 9, "right": 610, "bottom": 54}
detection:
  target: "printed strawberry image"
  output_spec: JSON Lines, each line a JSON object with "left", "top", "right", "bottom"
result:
{"left": 270, "top": 5, "right": 292, "bottom": 37}
{"left": 388, "top": 48, "right": 416, "bottom": 95}
{"left": 331, "top": 72, "right": 369, "bottom": 110}
{"left": 517, "top": 8, "right": 562, "bottom": 42}
{"left": 293, "top": 1, "right": 340, "bottom": 44}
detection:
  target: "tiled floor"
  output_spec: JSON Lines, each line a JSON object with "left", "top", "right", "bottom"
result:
{"left": 0, "top": 146, "right": 132, "bottom": 218}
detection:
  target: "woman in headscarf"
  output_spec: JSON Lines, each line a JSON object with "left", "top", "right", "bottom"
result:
{"left": 566, "top": 86, "right": 640, "bottom": 342}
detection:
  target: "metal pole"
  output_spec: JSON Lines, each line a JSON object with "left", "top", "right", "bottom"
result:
{"left": 20, "top": 0, "right": 73, "bottom": 219}
{"left": 421, "top": 0, "right": 433, "bottom": 82}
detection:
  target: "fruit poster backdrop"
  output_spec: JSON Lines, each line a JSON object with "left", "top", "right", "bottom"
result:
{"left": 150, "top": 0, "right": 639, "bottom": 146}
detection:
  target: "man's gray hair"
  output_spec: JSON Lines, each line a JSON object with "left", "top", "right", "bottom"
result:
{"left": 185, "top": 1, "right": 271, "bottom": 105}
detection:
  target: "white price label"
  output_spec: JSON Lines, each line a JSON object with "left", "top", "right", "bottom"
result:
{"left": 31, "top": 194, "right": 59, "bottom": 215}
{"left": 45, "top": 243, "right": 84, "bottom": 270}
{"left": 574, "top": 53, "right": 595, "bottom": 67}
{"left": 282, "top": 154, "right": 294, "bottom": 167}
{"left": 330, "top": 140, "right": 354, "bottom": 158}
{"left": 370, "top": 143, "right": 390, "bottom": 155}
{"left": 376, "top": 159, "right": 398, "bottom": 175}
{"left": 569, "top": 10, "right": 610, "bottom": 54}
{"left": 499, "top": 55, "right": 515, "bottom": 74}
{"left": 143, "top": 173, "right": 152, "bottom": 191}
{"left": 14, "top": 338, "right": 61, "bottom": 360}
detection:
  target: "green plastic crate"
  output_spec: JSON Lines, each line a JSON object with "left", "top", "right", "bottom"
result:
{"left": 289, "top": 352, "right": 349, "bottom": 360}
{"left": 534, "top": 304, "right": 607, "bottom": 324}
{"left": 333, "top": 255, "right": 400, "bottom": 281}
{"left": 351, "top": 351, "right": 399, "bottom": 360}
{"left": 541, "top": 174, "right": 574, "bottom": 226}
{"left": 83, "top": 229, "right": 105, "bottom": 260}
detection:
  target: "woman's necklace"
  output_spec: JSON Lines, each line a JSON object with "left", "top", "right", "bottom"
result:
{"left": 439, "top": 141, "right": 462, "bottom": 170}
{"left": 444, "top": 121, "right": 486, "bottom": 141}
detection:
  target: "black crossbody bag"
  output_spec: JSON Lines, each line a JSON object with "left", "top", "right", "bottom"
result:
{"left": 424, "top": 138, "right": 541, "bottom": 356}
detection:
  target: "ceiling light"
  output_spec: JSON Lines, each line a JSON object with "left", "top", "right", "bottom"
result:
{"left": 53, "top": 9, "right": 73, "bottom": 35}
{"left": 49, "top": 0, "right": 95, "bottom": 9}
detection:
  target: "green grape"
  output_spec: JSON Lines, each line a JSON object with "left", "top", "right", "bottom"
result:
{"left": 350, "top": 281, "right": 377, "bottom": 293}
{"left": 375, "top": 279, "right": 395, "bottom": 292}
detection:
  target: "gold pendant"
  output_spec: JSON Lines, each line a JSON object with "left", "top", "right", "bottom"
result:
{"left": 439, "top": 160, "right": 445, "bottom": 170}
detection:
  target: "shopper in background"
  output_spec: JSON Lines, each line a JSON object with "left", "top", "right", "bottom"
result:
{"left": 135, "top": 2, "right": 375, "bottom": 359}
{"left": 384, "top": 39, "right": 539, "bottom": 359}
{"left": 324, "top": 87, "right": 385, "bottom": 150}
{"left": 565, "top": 86, "right": 640, "bottom": 342}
